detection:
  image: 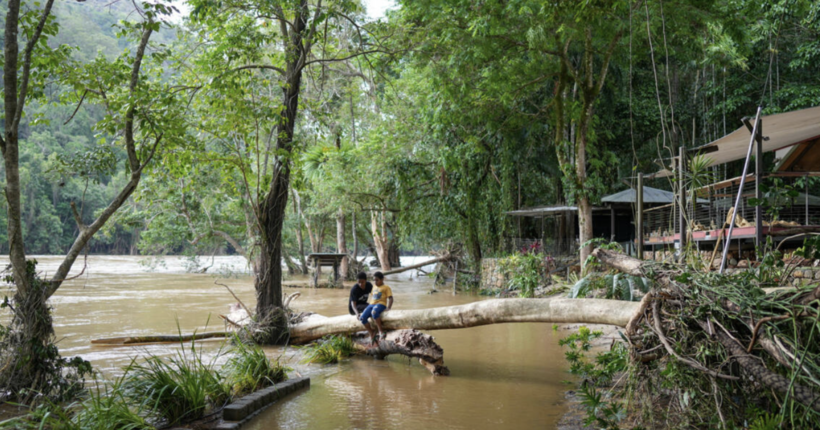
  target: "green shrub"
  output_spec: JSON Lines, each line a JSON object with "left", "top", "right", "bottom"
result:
{"left": 498, "top": 252, "right": 549, "bottom": 297}
{"left": 301, "top": 335, "right": 357, "bottom": 364}
{"left": 225, "top": 340, "right": 289, "bottom": 395}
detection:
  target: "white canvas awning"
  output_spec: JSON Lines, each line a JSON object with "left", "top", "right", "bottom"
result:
{"left": 651, "top": 105, "right": 820, "bottom": 178}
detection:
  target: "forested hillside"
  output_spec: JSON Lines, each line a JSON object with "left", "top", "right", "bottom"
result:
{"left": 0, "top": 0, "right": 175, "bottom": 255}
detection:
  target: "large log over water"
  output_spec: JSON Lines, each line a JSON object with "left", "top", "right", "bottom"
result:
{"left": 290, "top": 298, "right": 638, "bottom": 344}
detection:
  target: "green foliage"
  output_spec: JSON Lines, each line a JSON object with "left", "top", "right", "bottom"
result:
{"left": 71, "top": 375, "right": 155, "bottom": 430}
{"left": 123, "top": 345, "right": 231, "bottom": 425}
{"left": 300, "top": 335, "right": 357, "bottom": 365}
{"left": 748, "top": 177, "right": 800, "bottom": 221}
{"left": 560, "top": 327, "right": 629, "bottom": 429}
{"left": 569, "top": 273, "right": 651, "bottom": 301}
{"left": 224, "top": 340, "right": 289, "bottom": 394}
{"left": 497, "top": 251, "right": 551, "bottom": 297}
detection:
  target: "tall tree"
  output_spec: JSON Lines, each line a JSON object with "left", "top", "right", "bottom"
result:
{"left": 188, "top": 0, "right": 389, "bottom": 342}
{"left": 1, "top": 0, "right": 182, "bottom": 399}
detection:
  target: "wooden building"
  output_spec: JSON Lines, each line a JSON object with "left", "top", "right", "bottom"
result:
{"left": 641, "top": 105, "right": 820, "bottom": 261}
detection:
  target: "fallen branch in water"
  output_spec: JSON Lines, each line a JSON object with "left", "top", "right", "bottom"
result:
{"left": 381, "top": 254, "right": 453, "bottom": 276}
{"left": 91, "top": 331, "right": 230, "bottom": 346}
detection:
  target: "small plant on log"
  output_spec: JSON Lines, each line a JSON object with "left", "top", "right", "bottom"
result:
{"left": 300, "top": 335, "right": 357, "bottom": 364}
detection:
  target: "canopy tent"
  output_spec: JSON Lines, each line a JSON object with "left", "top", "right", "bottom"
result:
{"left": 651, "top": 105, "right": 820, "bottom": 178}
{"left": 601, "top": 186, "right": 708, "bottom": 204}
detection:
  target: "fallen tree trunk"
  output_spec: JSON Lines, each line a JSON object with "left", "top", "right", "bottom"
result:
{"left": 380, "top": 254, "right": 452, "bottom": 276}
{"left": 352, "top": 329, "right": 449, "bottom": 376}
{"left": 290, "top": 298, "right": 638, "bottom": 344}
{"left": 91, "top": 331, "right": 230, "bottom": 346}
{"left": 592, "top": 248, "right": 643, "bottom": 276}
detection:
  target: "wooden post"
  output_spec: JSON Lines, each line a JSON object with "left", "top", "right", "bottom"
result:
{"left": 333, "top": 260, "right": 339, "bottom": 286}
{"left": 637, "top": 173, "right": 644, "bottom": 260}
{"left": 755, "top": 120, "right": 763, "bottom": 255}
{"left": 610, "top": 206, "right": 616, "bottom": 243}
{"left": 311, "top": 257, "right": 319, "bottom": 288}
{"left": 806, "top": 174, "right": 810, "bottom": 225}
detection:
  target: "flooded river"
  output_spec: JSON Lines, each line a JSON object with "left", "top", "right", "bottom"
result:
{"left": 0, "top": 256, "right": 573, "bottom": 429}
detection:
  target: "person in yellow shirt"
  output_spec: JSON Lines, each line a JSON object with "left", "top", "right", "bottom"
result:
{"left": 359, "top": 271, "right": 393, "bottom": 345}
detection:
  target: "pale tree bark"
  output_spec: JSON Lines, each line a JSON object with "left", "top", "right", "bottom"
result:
{"left": 292, "top": 190, "right": 308, "bottom": 274}
{"left": 371, "top": 211, "right": 391, "bottom": 271}
{"left": 2, "top": 0, "right": 56, "bottom": 295}
{"left": 336, "top": 208, "right": 349, "bottom": 279}
{"left": 290, "top": 298, "right": 637, "bottom": 344}
{"left": 380, "top": 254, "right": 451, "bottom": 276}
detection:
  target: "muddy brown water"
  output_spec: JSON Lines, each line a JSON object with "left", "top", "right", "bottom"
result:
{"left": 0, "top": 256, "right": 573, "bottom": 429}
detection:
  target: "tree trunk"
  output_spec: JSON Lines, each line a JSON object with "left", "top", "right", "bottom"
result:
{"left": 289, "top": 298, "right": 637, "bottom": 344}
{"left": 2, "top": 0, "right": 37, "bottom": 295}
{"left": 372, "top": 212, "right": 391, "bottom": 271}
{"left": 591, "top": 248, "right": 643, "bottom": 276}
{"left": 337, "top": 208, "right": 349, "bottom": 280}
{"left": 352, "top": 211, "right": 358, "bottom": 269}
{"left": 388, "top": 239, "right": 401, "bottom": 269}
{"left": 292, "top": 191, "right": 308, "bottom": 274}
{"left": 576, "top": 100, "right": 594, "bottom": 269}
{"left": 254, "top": 2, "right": 309, "bottom": 344}
{"left": 381, "top": 254, "right": 451, "bottom": 276}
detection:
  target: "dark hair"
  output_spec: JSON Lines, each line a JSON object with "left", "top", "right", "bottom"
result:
{"left": 374, "top": 271, "right": 384, "bottom": 280}
{"left": 357, "top": 272, "right": 367, "bottom": 280}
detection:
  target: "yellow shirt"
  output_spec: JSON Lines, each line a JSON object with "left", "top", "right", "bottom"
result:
{"left": 369, "top": 285, "right": 393, "bottom": 306}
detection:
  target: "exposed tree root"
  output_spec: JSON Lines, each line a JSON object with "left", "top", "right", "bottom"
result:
{"left": 352, "top": 329, "right": 450, "bottom": 376}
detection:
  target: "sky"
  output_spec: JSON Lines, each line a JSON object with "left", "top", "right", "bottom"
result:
{"left": 171, "top": 0, "right": 396, "bottom": 22}
{"left": 364, "top": 0, "right": 396, "bottom": 20}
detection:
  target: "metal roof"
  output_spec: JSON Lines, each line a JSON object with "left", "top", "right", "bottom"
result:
{"left": 505, "top": 205, "right": 607, "bottom": 217}
{"left": 652, "top": 105, "right": 820, "bottom": 178}
{"left": 602, "top": 186, "right": 673, "bottom": 204}
{"left": 601, "top": 186, "right": 708, "bottom": 204}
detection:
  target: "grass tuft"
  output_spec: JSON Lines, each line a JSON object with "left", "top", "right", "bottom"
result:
{"left": 224, "top": 339, "right": 289, "bottom": 394}
{"left": 123, "top": 345, "right": 231, "bottom": 425}
{"left": 300, "top": 335, "right": 357, "bottom": 364}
